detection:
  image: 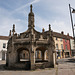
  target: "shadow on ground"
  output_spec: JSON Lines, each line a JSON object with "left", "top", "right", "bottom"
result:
{"left": 57, "top": 58, "right": 75, "bottom": 64}
{"left": 0, "top": 60, "right": 31, "bottom": 71}
{"left": 66, "top": 58, "right": 75, "bottom": 63}
{"left": 0, "top": 64, "right": 31, "bottom": 71}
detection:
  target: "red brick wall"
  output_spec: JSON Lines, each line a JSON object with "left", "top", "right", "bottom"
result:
{"left": 63, "top": 39, "right": 70, "bottom": 50}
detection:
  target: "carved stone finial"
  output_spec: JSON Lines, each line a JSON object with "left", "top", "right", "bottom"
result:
{"left": 42, "top": 28, "right": 45, "bottom": 32}
{"left": 28, "top": 4, "right": 35, "bottom": 29}
{"left": 9, "top": 30, "right": 11, "bottom": 36}
{"left": 12, "top": 24, "right": 15, "bottom": 35}
{"left": 49, "top": 24, "right": 51, "bottom": 31}
{"left": 30, "top": 4, "right": 32, "bottom": 12}
{"left": 49, "top": 24, "right": 51, "bottom": 36}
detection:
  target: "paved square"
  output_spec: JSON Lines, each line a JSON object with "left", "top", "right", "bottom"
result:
{"left": 0, "top": 58, "right": 75, "bottom": 75}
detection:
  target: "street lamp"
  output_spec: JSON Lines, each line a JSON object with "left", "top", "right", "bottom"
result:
{"left": 69, "top": 4, "right": 75, "bottom": 37}
{"left": 69, "top": 4, "right": 75, "bottom": 56}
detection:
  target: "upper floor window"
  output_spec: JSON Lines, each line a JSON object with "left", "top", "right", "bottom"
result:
{"left": 72, "top": 41, "right": 74, "bottom": 44}
{"left": 3, "top": 43, "right": 6, "bottom": 48}
{"left": 60, "top": 38, "right": 62, "bottom": 41}
{"left": 56, "top": 37, "right": 58, "bottom": 40}
{"left": 65, "top": 39, "right": 67, "bottom": 42}
{"left": 65, "top": 45, "right": 67, "bottom": 50}
{"left": 56, "top": 44, "right": 58, "bottom": 49}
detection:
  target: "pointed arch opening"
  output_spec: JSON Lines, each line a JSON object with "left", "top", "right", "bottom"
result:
{"left": 35, "top": 46, "right": 48, "bottom": 63}
{"left": 17, "top": 48, "right": 30, "bottom": 63}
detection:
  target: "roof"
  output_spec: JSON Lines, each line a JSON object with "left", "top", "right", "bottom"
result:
{"left": 0, "top": 36, "right": 9, "bottom": 40}
{"left": 52, "top": 31, "right": 73, "bottom": 40}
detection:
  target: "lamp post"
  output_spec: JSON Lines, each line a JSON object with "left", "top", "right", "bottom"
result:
{"left": 69, "top": 4, "right": 75, "bottom": 56}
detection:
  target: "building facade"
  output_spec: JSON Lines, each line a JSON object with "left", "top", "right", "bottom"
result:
{"left": 63, "top": 38, "right": 71, "bottom": 58}
{"left": 0, "top": 36, "right": 9, "bottom": 60}
{"left": 53, "top": 32, "right": 72, "bottom": 59}
{"left": 70, "top": 38, "right": 75, "bottom": 57}
{"left": 54, "top": 36, "right": 63, "bottom": 59}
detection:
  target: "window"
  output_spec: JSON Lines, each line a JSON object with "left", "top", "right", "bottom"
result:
{"left": 65, "top": 45, "right": 67, "bottom": 50}
{"left": 72, "top": 40, "right": 74, "bottom": 44}
{"left": 56, "top": 37, "right": 58, "bottom": 40}
{"left": 61, "top": 44, "right": 63, "bottom": 49}
{"left": 3, "top": 43, "right": 6, "bottom": 48}
{"left": 56, "top": 44, "right": 58, "bottom": 49}
{"left": 65, "top": 39, "right": 67, "bottom": 42}
{"left": 60, "top": 38, "right": 62, "bottom": 41}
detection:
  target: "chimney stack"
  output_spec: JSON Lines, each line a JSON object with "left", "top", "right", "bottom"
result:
{"left": 61, "top": 31, "right": 64, "bottom": 35}
{"left": 67, "top": 33, "right": 69, "bottom": 36}
{"left": 42, "top": 28, "right": 45, "bottom": 32}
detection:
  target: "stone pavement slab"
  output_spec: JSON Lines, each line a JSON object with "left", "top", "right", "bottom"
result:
{"left": 0, "top": 69, "right": 56, "bottom": 75}
{"left": 57, "top": 58, "right": 75, "bottom": 75}
{"left": 0, "top": 58, "right": 75, "bottom": 75}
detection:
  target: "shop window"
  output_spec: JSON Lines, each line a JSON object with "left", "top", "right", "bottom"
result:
{"left": 58, "top": 52, "right": 60, "bottom": 56}
{"left": 3, "top": 43, "right": 6, "bottom": 48}
{"left": 61, "top": 44, "right": 63, "bottom": 49}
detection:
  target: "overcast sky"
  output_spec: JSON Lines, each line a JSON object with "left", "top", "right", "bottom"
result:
{"left": 0, "top": 0, "right": 75, "bottom": 36}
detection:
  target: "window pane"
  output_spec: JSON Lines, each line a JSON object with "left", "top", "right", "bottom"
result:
{"left": 56, "top": 37, "right": 58, "bottom": 40}
{"left": 3, "top": 43, "right": 6, "bottom": 48}
{"left": 66, "top": 45, "right": 67, "bottom": 50}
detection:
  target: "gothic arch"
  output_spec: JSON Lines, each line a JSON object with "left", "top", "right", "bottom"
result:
{"left": 35, "top": 46, "right": 48, "bottom": 63}
{"left": 17, "top": 47, "right": 30, "bottom": 62}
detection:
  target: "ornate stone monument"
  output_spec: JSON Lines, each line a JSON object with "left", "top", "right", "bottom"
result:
{"left": 6, "top": 4, "right": 56, "bottom": 70}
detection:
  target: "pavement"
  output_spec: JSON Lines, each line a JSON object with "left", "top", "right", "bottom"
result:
{"left": 0, "top": 57, "right": 75, "bottom": 75}
{"left": 57, "top": 57, "right": 75, "bottom": 75}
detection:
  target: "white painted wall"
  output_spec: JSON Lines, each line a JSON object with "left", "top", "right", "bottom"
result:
{"left": 0, "top": 39, "right": 8, "bottom": 60}
{"left": 70, "top": 39, "right": 74, "bottom": 50}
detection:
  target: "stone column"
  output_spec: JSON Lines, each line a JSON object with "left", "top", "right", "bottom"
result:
{"left": 48, "top": 46, "right": 54, "bottom": 66}
{"left": 48, "top": 47, "right": 51, "bottom": 62}
{"left": 44, "top": 51, "right": 46, "bottom": 60}
{"left": 30, "top": 50, "right": 35, "bottom": 70}
{"left": 42, "top": 51, "right": 44, "bottom": 61}
{"left": 53, "top": 50, "right": 56, "bottom": 67}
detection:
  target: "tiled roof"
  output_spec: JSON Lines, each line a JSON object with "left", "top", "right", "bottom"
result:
{"left": 0, "top": 36, "right": 9, "bottom": 40}
{"left": 52, "top": 31, "right": 73, "bottom": 39}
